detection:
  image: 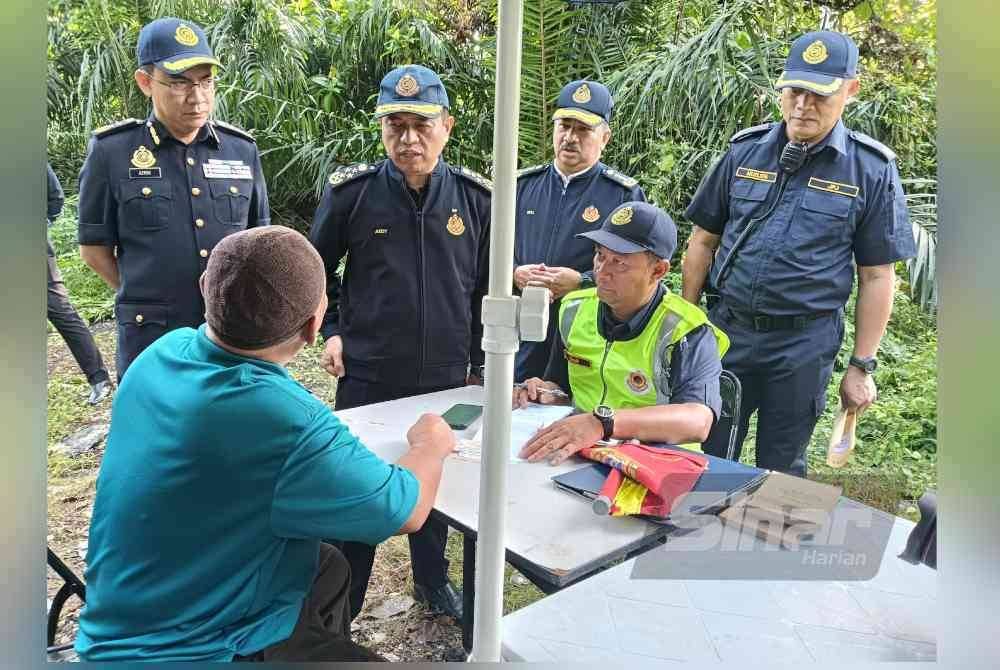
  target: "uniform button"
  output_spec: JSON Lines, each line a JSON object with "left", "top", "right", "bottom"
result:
{"left": 186, "top": 157, "right": 195, "bottom": 166}
{"left": 191, "top": 187, "right": 201, "bottom": 196}
{"left": 195, "top": 218, "right": 205, "bottom": 228}
{"left": 135, "top": 314, "right": 144, "bottom": 324}
{"left": 199, "top": 249, "right": 209, "bottom": 258}
{"left": 141, "top": 187, "right": 152, "bottom": 196}
{"left": 229, "top": 185, "right": 238, "bottom": 194}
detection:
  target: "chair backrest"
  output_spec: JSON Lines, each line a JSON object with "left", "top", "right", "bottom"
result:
{"left": 714, "top": 369, "right": 742, "bottom": 461}
{"left": 47, "top": 547, "right": 86, "bottom": 656}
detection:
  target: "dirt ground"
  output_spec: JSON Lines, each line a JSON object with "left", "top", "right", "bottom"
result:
{"left": 46, "top": 323, "right": 542, "bottom": 661}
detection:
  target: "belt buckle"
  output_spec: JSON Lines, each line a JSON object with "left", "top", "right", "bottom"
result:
{"left": 753, "top": 315, "right": 771, "bottom": 331}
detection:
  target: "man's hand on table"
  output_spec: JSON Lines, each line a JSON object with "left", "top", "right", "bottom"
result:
{"left": 320, "top": 335, "right": 345, "bottom": 378}
{"left": 518, "top": 413, "right": 603, "bottom": 465}
{"left": 407, "top": 413, "right": 456, "bottom": 459}
{"left": 512, "top": 377, "right": 570, "bottom": 408}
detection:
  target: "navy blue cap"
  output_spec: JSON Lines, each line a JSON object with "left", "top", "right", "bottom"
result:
{"left": 374, "top": 65, "right": 450, "bottom": 118}
{"left": 775, "top": 30, "right": 858, "bottom": 97}
{"left": 552, "top": 80, "right": 613, "bottom": 127}
{"left": 137, "top": 17, "right": 220, "bottom": 74}
{"left": 577, "top": 202, "right": 677, "bottom": 260}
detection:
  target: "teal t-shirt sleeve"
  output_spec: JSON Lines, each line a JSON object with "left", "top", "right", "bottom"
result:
{"left": 270, "top": 408, "right": 418, "bottom": 545}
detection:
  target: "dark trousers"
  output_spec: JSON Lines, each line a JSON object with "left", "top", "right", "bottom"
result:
{"left": 702, "top": 303, "right": 845, "bottom": 476}
{"left": 333, "top": 375, "right": 459, "bottom": 619}
{"left": 234, "top": 543, "right": 381, "bottom": 662}
{"left": 47, "top": 240, "right": 109, "bottom": 385}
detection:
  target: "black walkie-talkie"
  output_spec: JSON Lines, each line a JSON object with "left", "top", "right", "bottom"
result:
{"left": 779, "top": 141, "right": 809, "bottom": 173}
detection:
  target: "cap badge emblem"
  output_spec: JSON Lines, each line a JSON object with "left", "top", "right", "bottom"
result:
{"left": 626, "top": 369, "right": 650, "bottom": 395}
{"left": 447, "top": 210, "right": 465, "bottom": 236}
{"left": 802, "top": 40, "right": 828, "bottom": 65}
{"left": 572, "top": 83, "right": 592, "bottom": 104}
{"left": 582, "top": 205, "right": 600, "bottom": 223}
{"left": 395, "top": 74, "right": 420, "bottom": 97}
{"left": 131, "top": 145, "right": 156, "bottom": 169}
{"left": 610, "top": 206, "right": 633, "bottom": 226}
{"left": 175, "top": 24, "right": 199, "bottom": 47}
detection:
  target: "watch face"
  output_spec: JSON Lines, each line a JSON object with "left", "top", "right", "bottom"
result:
{"left": 594, "top": 405, "right": 613, "bottom": 419}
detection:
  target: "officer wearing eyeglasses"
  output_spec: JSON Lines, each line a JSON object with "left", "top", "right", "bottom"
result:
{"left": 77, "top": 17, "right": 270, "bottom": 380}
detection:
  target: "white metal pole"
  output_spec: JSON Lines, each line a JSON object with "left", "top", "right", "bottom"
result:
{"left": 470, "top": 0, "right": 524, "bottom": 661}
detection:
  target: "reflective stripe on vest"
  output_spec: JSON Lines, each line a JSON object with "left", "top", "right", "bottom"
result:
{"left": 558, "top": 287, "right": 730, "bottom": 413}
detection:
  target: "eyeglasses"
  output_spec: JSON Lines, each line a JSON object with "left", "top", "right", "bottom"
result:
{"left": 150, "top": 76, "right": 216, "bottom": 96}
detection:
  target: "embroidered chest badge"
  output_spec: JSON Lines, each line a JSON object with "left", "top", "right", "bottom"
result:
{"left": 447, "top": 209, "right": 465, "bottom": 236}
{"left": 130, "top": 146, "right": 156, "bottom": 169}
{"left": 582, "top": 205, "right": 600, "bottom": 223}
{"left": 625, "top": 369, "right": 651, "bottom": 395}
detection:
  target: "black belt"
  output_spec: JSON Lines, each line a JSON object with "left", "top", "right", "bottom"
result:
{"left": 724, "top": 307, "right": 836, "bottom": 332}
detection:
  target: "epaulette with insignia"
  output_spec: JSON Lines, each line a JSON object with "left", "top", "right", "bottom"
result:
{"left": 327, "top": 161, "right": 381, "bottom": 188}
{"left": 601, "top": 167, "right": 639, "bottom": 189}
{"left": 730, "top": 122, "right": 776, "bottom": 143}
{"left": 211, "top": 120, "right": 256, "bottom": 143}
{"left": 453, "top": 165, "right": 493, "bottom": 192}
{"left": 92, "top": 118, "right": 143, "bottom": 138}
{"left": 516, "top": 164, "right": 548, "bottom": 178}
{"left": 849, "top": 130, "right": 897, "bottom": 162}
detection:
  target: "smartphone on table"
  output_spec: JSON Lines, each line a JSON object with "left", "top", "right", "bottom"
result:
{"left": 441, "top": 403, "right": 483, "bottom": 430}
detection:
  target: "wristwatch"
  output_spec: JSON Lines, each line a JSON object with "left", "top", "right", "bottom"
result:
{"left": 593, "top": 404, "right": 615, "bottom": 441}
{"left": 849, "top": 355, "right": 878, "bottom": 374}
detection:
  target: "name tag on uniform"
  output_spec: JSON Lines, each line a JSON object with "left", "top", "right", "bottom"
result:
{"left": 373, "top": 227, "right": 390, "bottom": 238}
{"left": 735, "top": 166, "right": 777, "bottom": 183}
{"left": 808, "top": 177, "right": 859, "bottom": 198}
{"left": 129, "top": 167, "right": 162, "bottom": 179}
{"left": 564, "top": 351, "right": 592, "bottom": 368}
{"left": 203, "top": 159, "right": 253, "bottom": 180}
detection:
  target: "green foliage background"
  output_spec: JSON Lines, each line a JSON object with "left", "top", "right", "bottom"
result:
{"left": 46, "top": 0, "right": 937, "bottom": 499}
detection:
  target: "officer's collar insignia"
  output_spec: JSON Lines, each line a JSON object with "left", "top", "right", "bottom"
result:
{"left": 131, "top": 145, "right": 157, "bottom": 169}
{"left": 582, "top": 205, "right": 600, "bottom": 223}
{"left": 175, "top": 24, "right": 199, "bottom": 46}
{"left": 572, "top": 83, "right": 592, "bottom": 104}
{"left": 146, "top": 121, "right": 161, "bottom": 146}
{"left": 626, "top": 369, "right": 650, "bottom": 395}
{"left": 610, "top": 206, "right": 633, "bottom": 226}
{"left": 802, "top": 40, "right": 828, "bottom": 65}
{"left": 735, "top": 166, "right": 777, "bottom": 183}
{"left": 447, "top": 209, "right": 465, "bottom": 236}
{"left": 395, "top": 74, "right": 420, "bottom": 97}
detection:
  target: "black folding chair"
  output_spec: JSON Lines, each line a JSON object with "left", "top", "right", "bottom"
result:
{"left": 47, "top": 547, "right": 86, "bottom": 656}
{"left": 708, "top": 369, "right": 742, "bottom": 461}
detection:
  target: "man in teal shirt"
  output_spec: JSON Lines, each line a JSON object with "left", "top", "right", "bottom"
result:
{"left": 76, "top": 226, "right": 455, "bottom": 661}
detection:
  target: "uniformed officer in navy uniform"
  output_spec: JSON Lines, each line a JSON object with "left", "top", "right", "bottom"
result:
{"left": 681, "top": 31, "right": 916, "bottom": 475}
{"left": 78, "top": 17, "right": 270, "bottom": 380}
{"left": 513, "top": 80, "right": 646, "bottom": 381}
{"left": 309, "top": 65, "right": 491, "bottom": 621}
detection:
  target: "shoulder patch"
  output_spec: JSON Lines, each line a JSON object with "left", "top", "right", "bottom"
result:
{"left": 211, "top": 120, "right": 256, "bottom": 143}
{"left": 516, "top": 164, "right": 548, "bottom": 178}
{"left": 327, "top": 161, "right": 381, "bottom": 188}
{"left": 730, "top": 122, "right": 776, "bottom": 143}
{"left": 849, "top": 130, "right": 897, "bottom": 162}
{"left": 92, "top": 118, "right": 143, "bottom": 139}
{"left": 453, "top": 165, "right": 493, "bottom": 192}
{"left": 601, "top": 167, "right": 639, "bottom": 189}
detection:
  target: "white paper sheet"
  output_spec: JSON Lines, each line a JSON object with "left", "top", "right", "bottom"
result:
{"left": 455, "top": 403, "right": 575, "bottom": 462}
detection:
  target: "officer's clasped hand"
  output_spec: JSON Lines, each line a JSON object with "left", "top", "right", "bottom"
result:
{"left": 320, "top": 335, "right": 345, "bottom": 378}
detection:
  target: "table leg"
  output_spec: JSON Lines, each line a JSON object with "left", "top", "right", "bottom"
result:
{"left": 462, "top": 533, "right": 476, "bottom": 653}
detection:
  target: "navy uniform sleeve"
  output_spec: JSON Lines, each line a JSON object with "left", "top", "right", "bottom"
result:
{"left": 663, "top": 325, "right": 722, "bottom": 421}
{"left": 542, "top": 329, "right": 571, "bottom": 393}
{"left": 308, "top": 181, "right": 351, "bottom": 340}
{"left": 631, "top": 182, "right": 647, "bottom": 204}
{"left": 46, "top": 163, "right": 64, "bottom": 223}
{"left": 684, "top": 151, "right": 735, "bottom": 235}
{"left": 77, "top": 137, "right": 118, "bottom": 247}
{"left": 247, "top": 148, "right": 271, "bottom": 228}
{"left": 469, "top": 190, "right": 491, "bottom": 370}
{"left": 853, "top": 161, "right": 916, "bottom": 266}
